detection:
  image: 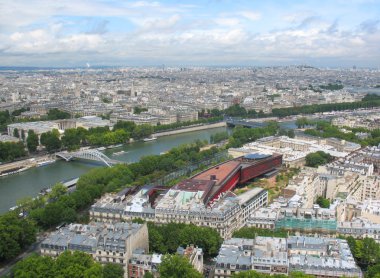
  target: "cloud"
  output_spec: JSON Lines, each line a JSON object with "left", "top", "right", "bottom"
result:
{"left": 238, "top": 11, "right": 261, "bottom": 21}
{"left": 359, "top": 19, "right": 380, "bottom": 33}
{"left": 86, "top": 20, "right": 109, "bottom": 35}
{"left": 214, "top": 18, "right": 240, "bottom": 26}
{"left": 130, "top": 1, "right": 161, "bottom": 8}
{"left": 1, "top": 0, "right": 380, "bottom": 67}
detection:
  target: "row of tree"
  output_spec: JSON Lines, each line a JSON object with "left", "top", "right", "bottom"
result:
{"left": 227, "top": 121, "right": 280, "bottom": 148}
{"left": 304, "top": 120, "right": 380, "bottom": 147}
{"left": 11, "top": 251, "right": 124, "bottom": 278}
{"left": 212, "top": 94, "right": 380, "bottom": 119}
{"left": 147, "top": 222, "right": 222, "bottom": 258}
{"left": 346, "top": 236, "right": 380, "bottom": 275}
{"left": 210, "top": 131, "right": 229, "bottom": 144}
{"left": 232, "top": 227, "right": 288, "bottom": 239}
{"left": 13, "top": 250, "right": 204, "bottom": 278}
{"left": 0, "top": 141, "right": 26, "bottom": 162}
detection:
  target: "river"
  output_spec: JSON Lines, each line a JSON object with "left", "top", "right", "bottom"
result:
{"left": 0, "top": 121, "right": 297, "bottom": 213}
{"left": 0, "top": 126, "right": 228, "bottom": 213}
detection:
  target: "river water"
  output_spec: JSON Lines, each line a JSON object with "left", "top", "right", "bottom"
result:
{"left": 0, "top": 121, "right": 297, "bottom": 213}
{"left": 0, "top": 127, "right": 228, "bottom": 213}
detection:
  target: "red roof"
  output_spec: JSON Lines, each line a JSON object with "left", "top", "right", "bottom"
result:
{"left": 174, "top": 179, "right": 215, "bottom": 192}
{"left": 193, "top": 160, "right": 241, "bottom": 186}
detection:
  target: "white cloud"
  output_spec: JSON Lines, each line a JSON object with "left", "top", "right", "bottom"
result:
{"left": 214, "top": 18, "right": 240, "bottom": 26}
{"left": 238, "top": 11, "right": 261, "bottom": 21}
{"left": 1, "top": 1, "right": 380, "bottom": 66}
{"left": 130, "top": 1, "right": 161, "bottom": 8}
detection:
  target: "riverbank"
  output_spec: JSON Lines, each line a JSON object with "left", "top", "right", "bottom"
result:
{"left": 153, "top": 121, "right": 227, "bottom": 137}
{"left": 0, "top": 126, "right": 228, "bottom": 213}
{"left": 0, "top": 155, "right": 55, "bottom": 177}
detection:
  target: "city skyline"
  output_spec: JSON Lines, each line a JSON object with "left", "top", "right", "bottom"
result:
{"left": 1, "top": 0, "right": 380, "bottom": 67}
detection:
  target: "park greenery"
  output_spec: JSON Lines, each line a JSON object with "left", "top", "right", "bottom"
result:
{"left": 232, "top": 227, "right": 288, "bottom": 239}
{"left": 316, "top": 196, "right": 330, "bottom": 208}
{"left": 270, "top": 93, "right": 380, "bottom": 118}
{"left": 213, "top": 94, "right": 380, "bottom": 119}
{"left": 133, "top": 106, "right": 148, "bottom": 114}
{"left": 319, "top": 83, "right": 344, "bottom": 91}
{"left": 40, "top": 129, "right": 62, "bottom": 152}
{"left": 45, "top": 108, "right": 71, "bottom": 120}
{"left": 26, "top": 130, "right": 39, "bottom": 153}
{"left": 0, "top": 212, "right": 37, "bottom": 261}
{"left": 147, "top": 222, "right": 222, "bottom": 258}
{"left": 158, "top": 254, "right": 203, "bottom": 278}
{"left": 210, "top": 131, "right": 229, "bottom": 144}
{"left": 227, "top": 121, "right": 279, "bottom": 148}
{"left": 305, "top": 151, "right": 333, "bottom": 168}
{"left": 346, "top": 236, "right": 380, "bottom": 274}
{"left": 0, "top": 141, "right": 26, "bottom": 162}
{"left": 11, "top": 251, "right": 124, "bottom": 278}
{"left": 304, "top": 120, "right": 380, "bottom": 147}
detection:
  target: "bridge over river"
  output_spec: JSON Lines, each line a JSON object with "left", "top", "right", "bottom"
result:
{"left": 56, "top": 149, "right": 123, "bottom": 167}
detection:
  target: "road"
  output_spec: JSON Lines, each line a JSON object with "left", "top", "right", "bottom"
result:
{"left": 0, "top": 234, "right": 47, "bottom": 277}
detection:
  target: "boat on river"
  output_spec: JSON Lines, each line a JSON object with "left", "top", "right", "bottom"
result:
{"left": 143, "top": 137, "right": 157, "bottom": 142}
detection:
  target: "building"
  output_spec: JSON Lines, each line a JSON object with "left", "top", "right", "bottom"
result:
{"left": 91, "top": 154, "right": 281, "bottom": 239}
{"left": 214, "top": 236, "right": 362, "bottom": 278}
{"left": 40, "top": 222, "right": 149, "bottom": 276}
{"left": 229, "top": 136, "right": 350, "bottom": 168}
{"left": 214, "top": 237, "right": 288, "bottom": 278}
{"left": 128, "top": 245, "right": 203, "bottom": 278}
{"left": 128, "top": 250, "right": 162, "bottom": 278}
{"left": 288, "top": 236, "right": 362, "bottom": 278}
{"left": 91, "top": 186, "right": 268, "bottom": 239}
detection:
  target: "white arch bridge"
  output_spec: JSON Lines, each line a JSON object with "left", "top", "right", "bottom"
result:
{"left": 55, "top": 149, "right": 123, "bottom": 167}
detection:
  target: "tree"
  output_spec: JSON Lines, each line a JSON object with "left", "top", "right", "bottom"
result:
{"left": 48, "top": 183, "right": 67, "bottom": 200}
{"left": 0, "top": 141, "right": 26, "bottom": 162}
{"left": 296, "top": 117, "right": 309, "bottom": 128}
{"left": 305, "top": 151, "right": 332, "bottom": 167}
{"left": 134, "top": 106, "right": 148, "bottom": 114}
{"left": 12, "top": 251, "right": 105, "bottom": 278}
{"left": 143, "top": 272, "right": 154, "bottom": 278}
{"left": 316, "top": 196, "right": 330, "bottom": 208}
{"left": 103, "top": 263, "right": 124, "bottom": 278}
{"left": 132, "top": 124, "right": 154, "bottom": 139}
{"left": 12, "top": 253, "right": 56, "bottom": 277}
{"left": 26, "top": 130, "right": 39, "bottom": 152}
{"left": 287, "top": 129, "right": 295, "bottom": 138}
{"left": 40, "top": 129, "right": 61, "bottom": 152}
{"left": 13, "top": 128, "right": 20, "bottom": 138}
{"left": 0, "top": 212, "right": 37, "bottom": 261}
{"left": 113, "top": 120, "right": 136, "bottom": 133}
{"left": 62, "top": 128, "right": 83, "bottom": 151}
{"left": 159, "top": 254, "right": 203, "bottom": 278}
{"left": 46, "top": 108, "right": 71, "bottom": 120}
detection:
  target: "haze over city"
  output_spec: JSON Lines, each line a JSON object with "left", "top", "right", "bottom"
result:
{"left": 1, "top": 0, "right": 380, "bottom": 67}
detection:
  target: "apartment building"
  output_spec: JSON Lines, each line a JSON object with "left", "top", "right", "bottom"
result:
{"left": 40, "top": 222, "right": 149, "bottom": 276}
{"left": 214, "top": 236, "right": 362, "bottom": 278}
{"left": 90, "top": 186, "right": 268, "bottom": 239}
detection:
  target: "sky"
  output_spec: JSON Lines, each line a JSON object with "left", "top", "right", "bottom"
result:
{"left": 0, "top": 0, "right": 380, "bottom": 67}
